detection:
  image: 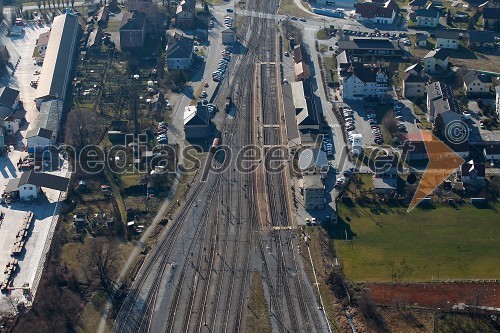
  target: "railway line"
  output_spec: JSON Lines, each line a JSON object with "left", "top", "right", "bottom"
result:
{"left": 113, "top": 0, "right": 332, "bottom": 330}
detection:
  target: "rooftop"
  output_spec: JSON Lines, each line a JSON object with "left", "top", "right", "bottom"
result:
{"left": 338, "top": 38, "right": 403, "bottom": 51}
{"left": 483, "top": 7, "right": 500, "bottom": 20}
{"left": 184, "top": 103, "right": 209, "bottom": 126}
{"left": 468, "top": 30, "right": 495, "bottom": 43}
{"left": 356, "top": 2, "right": 395, "bottom": 19}
{"left": 19, "top": 171, "right": 70, "bottom": 191}
{"left": 463, "top": 71, "right": 492, "bottom": 85}
{"left": 303, "top": 174, "right": 324, "bottom": 189}
{"left": 424, "top": 48, "right": 449, "bottom": 60}
{"left": 415, "top": 8, "right": 439, "bottom": 18}
{"left": 165, "top": 31, "right": 194, "bottom": 59}
{"left": 120, "top": 11, "right": 146, "bottom": 30}
{"left": 0, "top": 87, "right": 20, "bottom": 108}
{"left": 435, "top": 29, "right": 461, "bottom": 39}
{"left": 35, "top": 13, "right": 80, "bottom": 102}
{"left": 26, "top": 127, "right": 53, "bottom": 140}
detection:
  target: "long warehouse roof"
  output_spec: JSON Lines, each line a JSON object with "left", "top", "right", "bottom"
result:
{"left": 35, "top": 12, "right": 79, "bottom": 101}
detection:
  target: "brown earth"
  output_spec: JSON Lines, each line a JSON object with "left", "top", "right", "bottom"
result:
{"left": 368, "top": 282, "right": 500, "bottom": 310}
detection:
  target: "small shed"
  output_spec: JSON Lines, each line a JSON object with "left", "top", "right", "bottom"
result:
{"left": 416, "top": 33, "right": 428, "bottom": 47}
{"left": 222, "top": 27, "right": 236, "bottom": 45}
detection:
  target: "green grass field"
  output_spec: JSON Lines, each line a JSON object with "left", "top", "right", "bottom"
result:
{"left": 334, "top": 202, "right": 500, "bottom": 282}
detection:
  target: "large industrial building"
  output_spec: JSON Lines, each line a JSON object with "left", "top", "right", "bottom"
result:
{"left": 34, "top": 10, "right": 80, "bottom": 108}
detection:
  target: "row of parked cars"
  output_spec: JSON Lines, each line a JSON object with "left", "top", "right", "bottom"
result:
{"left": 342, "top": 108, "right": 360, "bottom": 146}
{"left": 157, "top": 122, "right": 168, "bottom": 144}
{"left": 393, "top": 101, "right": 407, "bottom": 132}
{"left": 212, "top": 44, "right": 233, "bottom": 82}
{"left": 365, "top": 108, "right": 384, "bottom": 145}
{"left": 321, "top": 133, "right": 334, "bottom": 158}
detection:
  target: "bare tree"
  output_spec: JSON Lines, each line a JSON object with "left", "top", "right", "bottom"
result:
{"left": 382, "top": 110, "right": 399, "bottom": 135}
{"left": 64, "top": 108, "right": 105, "bottom": 149}
{"left": 86, "top": 238, "right": 120, "bottom": 292}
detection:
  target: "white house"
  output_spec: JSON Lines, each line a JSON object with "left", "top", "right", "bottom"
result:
{"left": 17, "top": 170, "right": 70, "bottom": 201}
{"left": 415, "top": 8, "right": 439, "bottom": 28}
{"left": 462, "top": 71, "right": 492, "bottom": 96}
{"left": 403, "top": 63, "right": 427, "bottom": 98}
{"left": 165, "top": 31, "right": 194, "bottom": 70}
{"left": 340, "top": 64, "right": 388, "bottom": 100}
{"left": 423, "top": 48, "right": 449, "bottom": 74}
{"left": 484, "top": 146, "right": 500, "bottom": 162}
{"left": 26, "top": 127, "right": 53, "bottom": 152}
{"left": 355, "top": 3, "right": 396, "bottom": 24}
{"left": 301, "top": 174, "right": 325, "bottom": 210}
{"left": 435, "top": 29, "right": 460, "bottom": 49}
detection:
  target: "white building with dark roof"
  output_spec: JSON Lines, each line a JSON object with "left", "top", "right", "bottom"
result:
{"left": 17, "top": 170, "right": 70, "bottom": 200}
{"left": 34, "top": 11, "right": 80, "bottom": 108}
{"left": 423, "top": 48, "right": 449, "bottom": 74}
{"left": 435, "top": 29, "right": 460, "bottom": 49}
{"left": 26, "top": 128, "right": 53, "bottom": 152}
{"left": 462, "top": 71, "right": 492, "bottom": 96}
{"left": 403, "top": 63, "right": 427, "bottom": 98}
{"left": 339, "top": 63, "right": 388, "bottom": 100}
{"left": 165, "top": 31, "right": 194, "bottom": 70}
{"left": 426, "top": 81, "right": 461, "bottom": 122}
{"left": 184, "top": 103, "right": 210, "bottom": 139}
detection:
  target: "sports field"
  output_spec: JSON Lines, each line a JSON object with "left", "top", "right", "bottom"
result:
{"left": 334, "top": 202, "right": 500, "bottom": 282}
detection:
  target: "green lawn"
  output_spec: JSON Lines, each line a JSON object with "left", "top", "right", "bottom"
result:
{"left": 335, "top": 202, "right": 500, "bottom": 282}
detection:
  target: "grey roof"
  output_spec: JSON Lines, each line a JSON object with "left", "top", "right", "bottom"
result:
{"left": 435, "top": 29, "right": 461, "bottom": 39}
{"left": 416, "top": 8, "right": 439, "bottom": 18}
{"left": 37, "top": 99, "right": 63, "bottom": 140}
{"left": 19, "top": 171, "right": 69, "bottom": 191}
{"left": 299, "top": 148, "right": 328, "bottom": 171}
{"left": 35, "top": 13, "right": 80, "bottom": 102}
{"left": 468, "top": 30, "right": 494, "bottom": 43}
{"left": 463, "top": 71, "right": 492, "bottom": 85}
{"left": 0, "top": 105, "right": 14, "bottom": 119}
{"left": 338, "top": 38, "right": 403, "bottom": 51}
{"left": 303, "top": 174, "right": 324, "bottom": 189}
{"left": 0, "top": 87, "right": 20, "bottom": 107}
{"left": 416, "top": 33, "right": 428, "bottom": 41}
{"left": 120, "top": 11, "right": 146, "bottom": 30}
{"left": 496, "top": 86, "right": 500, "bottom": 94}
{"left": 26, "top": 127, "right": 53, "bottom": 139}
{"left": 424, "top": 48, "right": 449, "bottom": 60}
{"left": 184, "top": 104, "right": 209, "bottom": 126}
{"left": 166, "top": 33, "right": 194, "bottom": 59}
{"left": 295, "top": 81, "right": 318, "bottom": 127}
{"left": 336, "top": 51, "right": 349, "bottom": 69}
{"left": 291, "top": 81, "right": 307, "bottom": 111}
{"left": 5, "top": 178, "right": 21, "bottom": 193}
{"left": 373, "top": 177, "right": 397, "bottom": 190}
{"left": 426, "top": 81, "right": 453, "bottom": 101}
{"left": 346, "top": 64, "right": 387, "bottom": 83}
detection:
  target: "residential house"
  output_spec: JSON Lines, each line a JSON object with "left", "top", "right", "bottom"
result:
{"left": 463, "top": 71, "right": 492, "bottom": 96}
{"left": 409, "top": 0, "right": 428, "bottom": 10}
{"left": 423, "top": 48, "right": 449, "bottom": 74}
{"left": 482, "top": 7, "right": 500, "bottom": 31}
{"left": 184, "top": 102, "right": 210, "bottom": 139}
{"left": 339, "top": 63, "right": 388, "bottom": 100}
{"left": 337, "top": 38, "right": 406, "bottom": 60}
{"left": 165, "top": 31, "right": 194, "bottom": 70}
{"left": 294, "top": 62, "right": 310, "bottom": 81}
{"left": 355, "top": 2, "right": 396, "bottom": 24}
{"left": 17, "top": 170, "right": 70, "bottom": 201}
{"left": 26, "top": 128, "right": 53, "bottom": 152}
{"left": 468, "top": 30, "right": 495, "bottom": 48}
{"left": 301, "top": 174, "right": 325, "bottom": 210}
{"left": 403, "top": 63, "right": 427, "bottom": 98}
{"left": 175, "top": 0, "right": 196, "bottom": 27}
{"left": 484, "top": 145, "right": 500, "bottom": 162}
{"left": 460, "top": 160, "right": 485, "bottom": 185}
{"left": 416, "top": 32, "right": 428, "bottom": 47}
{"left": 4, "top": 115, "right": 21, "bottom": 135}
{"left": 373, "top": 167, "right": 398, "bottom": 195}
{"left": 435, "top": 29, "right": 460, "bottom": 49}
{"left": 426, "top": 81, "right": 461, "bottom": 122}
{"left": 221, "top": 28, "right": 236, "bottom": 45}
{"left": 496, "top": 85, "right": 500, "bottom": 118}
{"left": 119, "top": 11, "right": 146, "bottom": 49}
{"left": 416, "top": 8, "right": 440, "bottom": 28}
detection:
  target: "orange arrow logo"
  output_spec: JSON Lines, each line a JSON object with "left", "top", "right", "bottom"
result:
{"left": 408, "top": 129, "right": 464, "bottom": 211}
